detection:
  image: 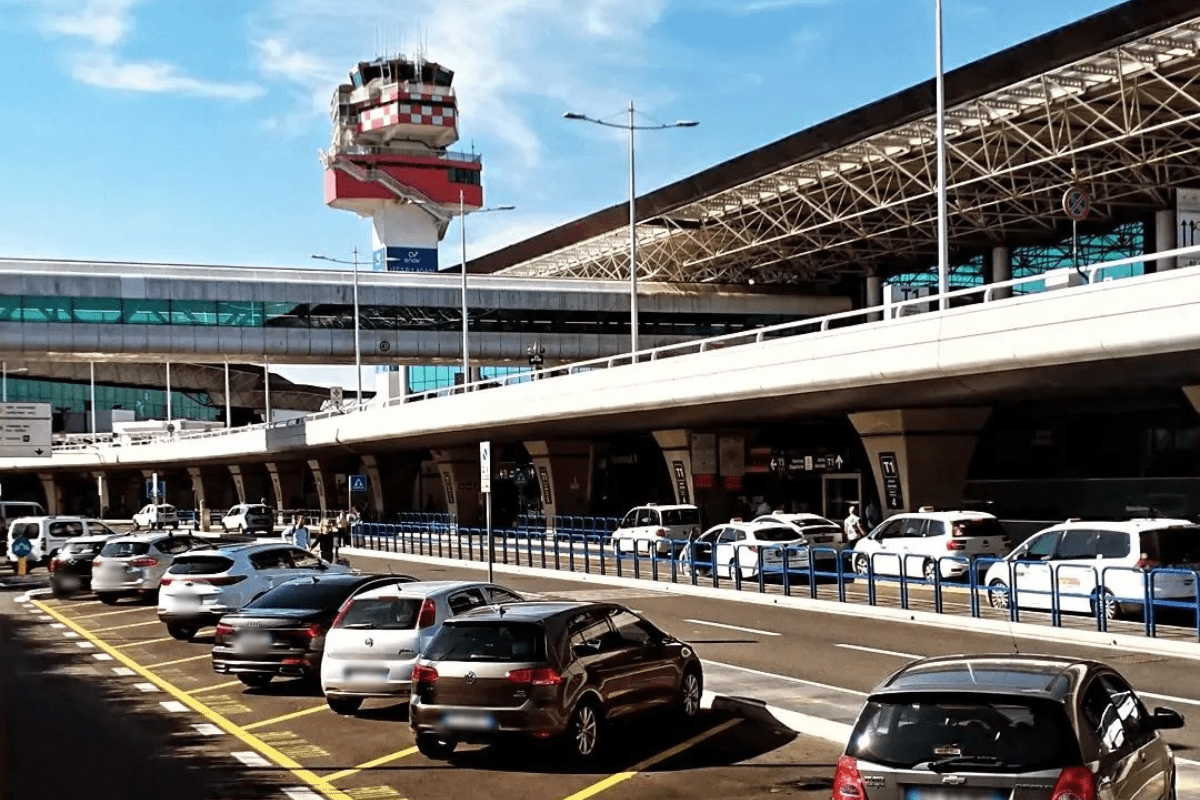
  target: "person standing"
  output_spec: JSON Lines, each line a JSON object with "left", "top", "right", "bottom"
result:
{"left": 335, "top": 512, "right": 350, "bottom": 553}
{"left": 292, "top": 516, "right": 311, "bottom": 551}
{"left": 843, "top": 504, "right": 866, "bottom": 542}
{"left": 313, "top": 520, "right": 336, "bottom": 562}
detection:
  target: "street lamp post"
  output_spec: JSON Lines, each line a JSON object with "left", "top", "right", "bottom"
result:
{"left": 311, "top": 248, "right": 363, "bottom": 405}
{"left": 459, "top": 194, "right": 515, "bottom": 390}
{"left": 935, "top": 0, "right": 949, "bottom": 310}
{"left": 564, "top": 104, "right": 697, "bottom": 362}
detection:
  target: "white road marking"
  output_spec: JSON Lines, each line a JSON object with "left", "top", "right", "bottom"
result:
{"left": 36, "top": 615, "right": 52, "bottom": 621}
{"left": 191, "top": 723, "right": 223, "bottom": 736}
{"left": 1138, "top": 691, "right": 1200, "bottom": 707}
{"left": 15, "top": 596, "right": 28, "bottom": 603}
{"left": 111, "top": 667, "right": 134, "bottom": 675}
{"left": 836, "top": 643, "right": 919, "bottom": 659}
{"left": 61, "top": 631, "right": 80, "bottom": 639}
{"left": 50, "top": 623, "right": 65, "bottom": 629}
{"left": 232, "top": 751, "right": 271, "bottom": 767}
{"left": 160, "top": 701, "right": 188, "bottom": 713}
{"left": 283, "top": 789, "right": 323, "bottom": 800}
{"left": 705, "top": 659, "right": 867, "bottom": 696}
{"left": 1179, "top": 757, "right": 1200, "bottom": 767}
{"left": 91, "top": 653, "right": 113, "bottom": 661}
{"left": 134, "top": 682, "right": 160, "bottom": 693}
{"left": 685, "top": 618, "right": 780, "bottom": 637}
{"left": 75, "top": 641, "right": 95, "bottom": 649}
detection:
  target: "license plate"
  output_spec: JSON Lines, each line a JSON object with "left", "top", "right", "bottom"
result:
{"left": 58, "top": 575, "right": 80, "bottom": 588}
{"left": 443, "top": 711, "right": 495, "bottom": 730}
{"left": 347, "top": 667, "right": 390, "bottom": 680}
{"left": 904, "top": 789, "right": 1005, "bottom": 800}
{"left": 235, "top": 632, "right": 272, "bottom": 652}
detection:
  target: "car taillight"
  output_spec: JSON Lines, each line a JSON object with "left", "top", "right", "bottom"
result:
{"left": 416, "top": 598, "right": 437, "bottom": 628}
{"left": 48, "top": 559, "right": 58, "bottom": 573}
{"left": 214, "top": 622, "right": 234, "bottom": 637}
{"left": 946, "top": 540, "right": 965, "bottom": 551}
{"left": 1135, "top": 554, "right": 1159, "bottom": 571}
{"left": 1049, "top": 766, "right": 1096, "bottom": 800}
{"left": 301, "top": 622, "right": 325, "bottom": 640}
{"left": 654, "top": 528, "right": 668, "bottom": 537}
{"left": 831, "top": 755, "right": 867, "bottom": 799}
{"left": 746, "top": 545, "right": 758, "bottom": 553}
{"left": 129, "top": 557, "right": 159, "bottom": 568}
{"left": 331, "top": 599, "right": 355, "bottom": 629}
{"left": 412, "top": 664, "right": 439, "bottom": 685}
{"left": 160, "top": 576, "right": 174, "bottom": 585}
{"left": 92, "top": 557, "right": 103, "bottom": 567}
{"left": 506, "top": 667, "right": 562, "bottom": 686}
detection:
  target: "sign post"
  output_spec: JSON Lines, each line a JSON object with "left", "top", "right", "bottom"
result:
{"left": 10, "top": 536, "right": 31, "bottom": 577}
{"left": 349, "top": 473, "right": 368, "bottom": 516}
{"left": 480, "top": 441, "right": 493, "bottom": 582}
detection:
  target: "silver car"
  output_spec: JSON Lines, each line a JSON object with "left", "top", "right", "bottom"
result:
{"left": 320, "top": 580, "right": 525, "bottom": 715}
{"left": 836, "top": 653, "right": 1184, "bottom": 800}
{"left": 92, "top": 532, "right": 212, "bottom": 604}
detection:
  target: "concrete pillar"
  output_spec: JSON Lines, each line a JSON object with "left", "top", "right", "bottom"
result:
{"left": 187, "top": 466, "right": 228, "bottom": 520}
{"left": 37, "top": 473, "right": 63, "bottom": 516}
{"left": 430, "top": 447, "right": 481, "bottom": 525}
{"left": 1155, "top": 208, "right": 1177, "bottom": 272}
{"left": 866, "top": 274, "right": 884, "bottom": 322}
{"left": 359, "top": 455, "right": 386, "bottom": 520}
{"left": 266, "top": 461, "right": 306, "bottom": 513}
{"left": 524, "top": 440, "right": 593, "bottom": 523}
{"left": 990, "top": 246, "right": 1012, "bottom": 300}
{"left": 1184, "top": 386, "right": 1200, "bottom": 415}
{"left": 308, "top": 459, "right": 338, "bottom": 517}
{"left": 652, "top": 430, "right": 697, "bottom": 506}
{"left": 227, "top": 465, "right": 247, "bottom": 505}
{"left": 93, "top": 472, "right": 110, "bottom": 519}
{"left": 849, "top": 408, "right": 991, "bottom": 516}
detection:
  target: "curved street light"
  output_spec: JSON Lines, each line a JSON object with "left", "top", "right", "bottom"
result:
{"left": 311, "top": 249, "right": 363, "bottom": 404}
{"left": 564, "top": 104, "right": 698, "bottom": 361}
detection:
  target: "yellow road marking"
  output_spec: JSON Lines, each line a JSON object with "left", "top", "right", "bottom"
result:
{"left": 186, "top": 679, "right": 243, "bottom": 695}
{"left": 324, "top": 746, "right": 419, "bottom": 782}
{"left": 31, "top": 598, "right": 356, "bottom": 800}
{"left": 92, "top": 619, "right": 161, "bottom": 633}
{"left": 243, "top": 704, "right": 329, "bottom": 731}
{"left": 557, "top": 718, "right": 740, "bottom": 800}
{"left": 144, "top": 654, "right": 211, "bottom": 669}
{"left": 71, "top": 607, "right": 150, "bottom": 620}
{"left": 116, "top": 636, "right": 176, "bottom": 649}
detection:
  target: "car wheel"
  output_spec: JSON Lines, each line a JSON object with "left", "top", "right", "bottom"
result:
{"left": 139, "top": 589, "right": 159, "bottom": 605}
{"left": 326, "top": 696, "right": 363, "bottom": 715}
{"left": 566, "top": 699, "right": 604, "bottom": 760}
{"left": 239, "top": 525, "right": 248, "bottom": 536}
{"left": 416, "top": 732, "right": 457, "bottom": 760}
{"left": 131, "top": 521, "right": 140, "bottom": 531}
{"left": 166, "top": 623, "right": 198, "bottom": 641}
{"left": 921, "top": 559, "right": 937, "bottom": 583}
{"left": 679, "top": 667, "right": 703, "bottom": 719}
{"left": 852, "top": 553, "right": 870, "bottom": 575}
{"left": 987, "top": 579, "right": 1010, "bottom": 610}
{"left": 1091, "top": 588, "right": 1121, "bottom": 621}
{"left": 96, "top": 592, "right": 120, "bottom": 606}
{"left": 238, "top": 673, "right": 273, "bottom": 688}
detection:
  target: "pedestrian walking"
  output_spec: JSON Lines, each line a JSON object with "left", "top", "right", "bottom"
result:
{"left": 843, "top": 504, "right": 866, "bottom": 542}
{"left": 281, "top": 515, "right": 297, "bottom": 544}
{"left": 292, "top": 516, "right": 311, "bottom": 551}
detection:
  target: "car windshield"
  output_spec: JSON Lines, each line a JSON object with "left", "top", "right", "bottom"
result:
{"left": 953, "top": 519, "right": 1006, "bottom": 538}
{"left": 425, "top": 621, "right": 545, "bottom": 662}
{"left": 335, "top": 597, "right": 422, "bottom": 629}
{"left": 753, "top": 527, "right": 802, "bottom": 542}
{"left": 64, "top": 541, "right": 105, "bottom": 556}
{"left": 846, "top": 693, "right": 1079, "bottom": 772}
{"left": 100, "top": 541, "right": 151, "bottom": 558}
{"left": 1141, "top": 527, "right": 1200, "bottom": 566}
{"left": 168, "top": 556, "right": 234, "bottom": 574}
{"left": 247, "top": 581, "right": 356, "bottom": 611}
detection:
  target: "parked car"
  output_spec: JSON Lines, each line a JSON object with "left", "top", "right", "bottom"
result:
{"left": 680, "top": 520, "right": 812, "bottom": 579}
{"left": 0, "top": 500, "right": 47, "bottom": 547}
{"left": 851, "top": 509, "right": 1010, "bottom": 581}
{"left": 835, "top": 653, "right": 1183, "bottom": 800}
{"left": 984, "top": 518, "right": 1200, "bottom": 619}
{"left": 221, "top": 503, "right": 275, "bottom": 535}
{"left": 751, "top": 513, "right": 845, "bottom": 554}
{"left": 321, "top": 580, "right": 526, "bottom": 715}
{"left": 610, "top": 503, "right": 702, "bottom": 556}
{"left": 157, "top": 541, "right": 351, "bottom": 641}
{"left": 48, "top": 533, "right": 119, "bottom": 597}
{"left": 132, "top": 503, "right": 180, "bottom": 530}
{"left": 409, "top": 601, "right": 703, "bottom": 760}
{"left": 211, "top": 572, "right": 417, "bottom": 687}
{"left": 4, "top": 516, "right": 117, "bottom": 567}
{"left": 91, "top": 532, "right": 212, "bottom": 604}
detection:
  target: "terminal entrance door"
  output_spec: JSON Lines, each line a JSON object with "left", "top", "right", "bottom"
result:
{"left": 822, "top": 473, "right": 861, "bottom": 523}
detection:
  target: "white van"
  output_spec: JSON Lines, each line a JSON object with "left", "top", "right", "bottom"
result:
{"left": 4, "top": 516, "right": 118, "bottom": 566}
{"left": 0, "top": 500, "right": 46, "bottom": 536}
{"left": 611, "top": 503, "right": 702, "bottom": 555}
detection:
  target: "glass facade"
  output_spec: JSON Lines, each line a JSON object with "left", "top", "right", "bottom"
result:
{"left": 4, "top": 377, "right": 219, "bottom": 423}
{"left": 407, "top": 365, "right": 531, "bottom": 393}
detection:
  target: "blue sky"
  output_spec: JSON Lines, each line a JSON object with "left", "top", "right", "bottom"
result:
{"left": 0, "top": 0, "right": 1121, "bottom": 388}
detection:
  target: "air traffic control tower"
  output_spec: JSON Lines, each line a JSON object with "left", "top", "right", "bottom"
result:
{"left": 321, "top": 56, "right": 481, "bottom": 272}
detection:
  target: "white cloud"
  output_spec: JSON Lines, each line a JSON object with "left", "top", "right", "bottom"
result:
{"left": 36, "top": 0, "right": 137, "bottom": 47}
{"left": 72, "top": 53, "right": 263, "bottom": 100}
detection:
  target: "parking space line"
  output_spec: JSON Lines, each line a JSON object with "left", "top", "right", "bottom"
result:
{"left": 92, "top": 619, "right": 161, "bottom": 634}
{"left": 557, "top": 718, "right": 740, "bottom": 800}
{"left": 835, "top": 643, "right": 919, "bottom": 659}
{"left": 187, "top": 679, "right": 243, "bottom": 694}
{"left": 323, "top": 746, "right": 418, "bottom": 782}
{"left": 683, "top": 619, "right": 780, "bottom": 636}
{"left": 242, "top": 705, "right": 329, "bottom": 731}
{"left": 145, "top": 654, "right": 211, "bottom": 669}
{"left": 29, "top": 598, "right": 357, "bottom": 800}
{"left": 116, "top": 636, "right": 176, "bottom": 649}
{"left": 72, "top": 607, "right": 152, "bottom": 620}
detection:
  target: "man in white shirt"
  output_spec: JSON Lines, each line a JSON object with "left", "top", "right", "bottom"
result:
{"left": 292, "top": 516, "right": 311, "bottom": 550}
{"left": 843, "top": 504, "right": 866, "bottom": 541}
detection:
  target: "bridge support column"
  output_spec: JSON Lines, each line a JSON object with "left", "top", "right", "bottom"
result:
{"left": 266, "top": 462, "right": 306, "bottom": 514}
{"left": 524, "top": 441, "right": 593, "bottom": 523}
{"left": 652, "top": 430, "right": 697, "bottom": 506}
{"left": 358, "top": 455, "right": 386, "bottom": 520}
{"left": 227, "top": 465, "right": 247, "bottom": 505}
{"left": 990, "top": 246, "right": 1012, "bottom": 300}
{"left": 431, "top": 448, "right": 481, "bottom": 526}
{"left": 187, "top": 467, "right": 228, "bottom": 527}
{"left": 37, "top": 473, "right": 63, "bottom": 516}
{"left": 308, "top": 459, "right": 338, "bottom": 517}
{"left": 1155, "top": 208, "right": 1177, "bottom": 271}
{"left": 1184, "top": 386, "right": 1200, "bottom": 414}
{"left": 849, "top": 408, "right": 991, "bottom": 517}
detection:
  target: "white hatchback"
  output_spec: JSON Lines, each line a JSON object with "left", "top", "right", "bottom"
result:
{"left": 851, "top": 509, "right": 1010, "bottom": 581}
{"left": 91, "top": 532, "right": 211, "bottom": 604}
{"left": 133, "top": 503, "right": 180, "bottom": 530}
{"left": 611, "top": 503, "right": 702, "bottom": 555}
{"left": 320, "top": 580, "right": 525, "bottom": 715}
{"left": 157, "top": 541, "right": 349, "bottom": 641}
{"left": 681, "top": 520, "right": 811, "bottom": 579}
{"left": 984, "top": 518, "right": 1200, "bottom": 619}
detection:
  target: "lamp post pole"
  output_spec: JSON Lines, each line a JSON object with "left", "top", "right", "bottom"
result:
{"left": 935, "top": 0, "right": 949, "bottom": 310}
{"left": 458, "top": 198, "right": 514, "bottom": 390}
{"left": 564, "top": 106, "right": 697, "bottom": 363}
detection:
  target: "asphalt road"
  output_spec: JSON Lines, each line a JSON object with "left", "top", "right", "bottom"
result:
{"left": 2, "top": 547, "right": 1196, "bottom": 800}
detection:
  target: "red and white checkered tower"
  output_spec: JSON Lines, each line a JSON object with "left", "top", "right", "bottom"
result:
{"left": 322, "top": 56, "right": 482, "bottom": 272}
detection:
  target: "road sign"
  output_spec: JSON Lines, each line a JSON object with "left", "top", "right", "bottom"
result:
{"left": 145, "top": 479, "right": 166, "bottom": 500}
{"left": 479, "top": 441, "right": 491, "bottom": 494}
{"left": 878, "top": 451, "right": 904, "bottom": 510}
{"left": 349, "top": 474, "right": 369, "bottom": 493}
{"left": 9, "top": 537, "right": 31, "bottom": 558}
{"left": 0, "top": 403, "right": 52, "bottom": 458}
{"left": 1062, "top": 186, "right": 1090, "bottom": 221}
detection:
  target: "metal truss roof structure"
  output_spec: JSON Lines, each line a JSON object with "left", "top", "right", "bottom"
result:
{"left": 474, "top": 0, "right": 1200, "bottom": 288}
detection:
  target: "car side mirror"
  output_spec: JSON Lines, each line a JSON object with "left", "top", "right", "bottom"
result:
{"left": 1151, "top": 707, "right": 1185, "bottom": 730}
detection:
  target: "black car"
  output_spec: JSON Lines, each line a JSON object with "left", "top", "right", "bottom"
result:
{"left": 211, "top": 572, "right": 416, "bottom": 687}
{"left": 48, "top": 534, "right": 118, "bottom": 597}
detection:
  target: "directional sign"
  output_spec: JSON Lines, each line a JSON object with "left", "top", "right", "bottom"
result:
{"left": 0, "top": 403, "right": 52, "bottom": 458}
{"left": 1062, "top": 186, "right": 1090, "bottom": 221}
{"left": 144, "top": 479, "right": 166, "bottom": 501}
{"left": 349, "top": 473, "right": 369, "bottom": 493}
{"left": 479, "top": 441, "right": 492, "bottom": 494}
{"left": 9, "top": 537, "right": 31, "bottom": 558}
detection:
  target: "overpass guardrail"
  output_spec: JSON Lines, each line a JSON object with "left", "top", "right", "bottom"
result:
{"left": 348, "top": 521, "right": 1200, "bottom": 643}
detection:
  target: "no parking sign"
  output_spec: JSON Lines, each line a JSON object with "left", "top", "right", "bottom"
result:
{"left": 1062, "top": 186, "right": 1090, "bottom": 221}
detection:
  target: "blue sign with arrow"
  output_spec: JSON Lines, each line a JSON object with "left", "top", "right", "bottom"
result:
{"left": 349, "top": 474, "right": 369, "bottom": 493}
{"left": 10, "top": 537, "right": 32, "bottom": 558}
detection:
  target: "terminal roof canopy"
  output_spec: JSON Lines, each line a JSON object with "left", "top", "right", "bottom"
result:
{"left": 470, "top": 0, "right": 1200, "bottom": 290}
